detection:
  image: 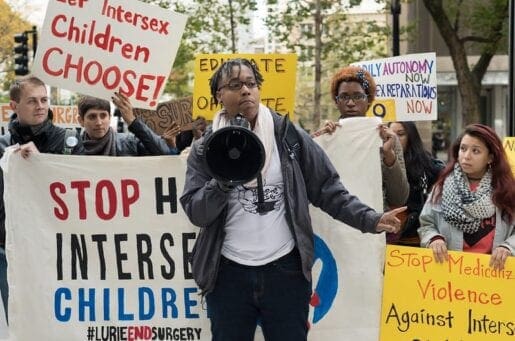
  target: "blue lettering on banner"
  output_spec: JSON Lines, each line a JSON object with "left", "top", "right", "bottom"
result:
{"left": 54, "top": 286, "right": 200, "bottom": 322}
{"left": 375, "top": 83, "right": 436, "bottom": 99}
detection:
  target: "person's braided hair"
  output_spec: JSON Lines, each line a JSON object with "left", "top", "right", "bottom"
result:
{"left": 209, "top": 58, "right": 264, "bottom": 105}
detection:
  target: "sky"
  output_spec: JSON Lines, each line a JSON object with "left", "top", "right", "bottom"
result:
{"left": 29, "top": 0, "right": 48, "bottom": 27}
{"left": 27, "top": 0, "right": 48, "bottom": 27}
{"left": 5, "top": 0, "right": 48, "bottom": 27}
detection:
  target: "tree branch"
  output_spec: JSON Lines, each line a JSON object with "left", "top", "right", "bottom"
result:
{"left": 459, "top": 36, "right": 493, "bottom": 44}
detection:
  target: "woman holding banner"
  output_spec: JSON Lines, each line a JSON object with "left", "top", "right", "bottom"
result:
{"left": 180, "top": 58, "right": 405, "bottom": 341}
{"left": 314, "top": 66, "right": 409, "bottom": 215}
{"left": 418, "top": 124, "right": 514, "bottom": 270}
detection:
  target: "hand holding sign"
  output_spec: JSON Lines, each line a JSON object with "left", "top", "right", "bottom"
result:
{"left": 112, "top": 92, "right": 136, "bottom": 125}
{"left": 33, "top": 0, "right": 187, "bottom": 109}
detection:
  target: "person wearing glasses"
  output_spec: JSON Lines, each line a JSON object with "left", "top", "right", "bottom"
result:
{"left": 180, "top": 58, "right": 406, "bottom": 341}
{"left": 314, "top": 66, "right": 409, "bottom": 229}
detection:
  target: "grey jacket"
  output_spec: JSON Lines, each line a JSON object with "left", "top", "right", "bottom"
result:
{"left": 180, "top": 111, "right": 383, "bottom": 294}
{"left": 418, "top": 195, "right": 515, "bottom": 254}
{"left": 381, "top": 137, "right": 409, "bottom": 209}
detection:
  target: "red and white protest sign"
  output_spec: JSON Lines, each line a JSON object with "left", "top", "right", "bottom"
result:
{"left": 32, "top": 0, "right": 187, "bottom": 109}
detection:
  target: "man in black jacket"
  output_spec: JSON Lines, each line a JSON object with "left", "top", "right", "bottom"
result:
{"left": 0, "top": 75, "right": 83, "bottom": 319}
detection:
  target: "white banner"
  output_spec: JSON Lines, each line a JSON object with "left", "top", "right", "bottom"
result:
{"left": 3, "top": 118, "right": 385, "bottom": 340}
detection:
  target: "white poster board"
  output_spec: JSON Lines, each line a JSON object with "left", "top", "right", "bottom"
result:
{"left": 353, "top": 52, "right": 437, "bottom": 122}
{"left": 32, "top": 0, "right": 187, "bottom": 109}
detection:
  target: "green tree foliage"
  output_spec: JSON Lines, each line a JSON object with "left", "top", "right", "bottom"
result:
{"left": 141, "top": 0, "right": 258, "bottom": 99}
{"left": 422, "top": 0, "right": 509, "bottom": 125}
{"left": 265, "top": 0, "right": 391, "bottom": 130}
{"left": 0, "top": 0, "right": 32, "bottom": 91}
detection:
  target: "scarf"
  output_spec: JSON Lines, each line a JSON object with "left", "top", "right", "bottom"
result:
{"left": 212, "top": 103, "right": 274, "bottom": 187}
{"left": 9, "top": 116, "right": 53, "bottom": 145}
{"left": 82, "top": 127, "right": 117, "bottom": 156}
{"left": 441, "top": 163, "right": 495, "bottom": 233}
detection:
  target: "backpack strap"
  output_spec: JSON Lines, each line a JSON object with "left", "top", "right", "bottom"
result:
{"left": 284, "top": 122, "right": 301, "bottom": 160}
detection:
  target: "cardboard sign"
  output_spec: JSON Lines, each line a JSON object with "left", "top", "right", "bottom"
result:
{"left": 32, "top": 0, "right": 187, "bottom": 109}
{"left": 193, "top": 53, "right": 297, "bottom": 120}
{"left": 352, "top": 53, "right": 437, "bottom": 122}
{"left": 0, "top": 104, "right": 81, "bottom": 134}
{"left": 133, "top": 97, "right": 193, "bottom": 136}
{"left": 381, "top": 245, "right": 515, "bottom": 340}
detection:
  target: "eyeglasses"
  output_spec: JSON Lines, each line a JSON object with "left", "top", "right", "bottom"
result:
{"left": 335, "top": 93, "right": 368, "bottom": 103}
{"left": 218, "top": 80, "right": 258, "bottom": 91}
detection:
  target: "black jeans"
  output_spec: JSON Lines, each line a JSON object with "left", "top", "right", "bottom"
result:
{"left": 206, "top": 248, "right": 311, "bottom": 341}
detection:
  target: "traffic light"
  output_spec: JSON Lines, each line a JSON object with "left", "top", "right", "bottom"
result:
{"left": 13, "top": 33, "right": 29, "bottom": 76}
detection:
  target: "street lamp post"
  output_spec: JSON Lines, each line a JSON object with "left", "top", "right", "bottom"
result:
{"left": 391, "top": 0, "right": 401, "bottom": 56}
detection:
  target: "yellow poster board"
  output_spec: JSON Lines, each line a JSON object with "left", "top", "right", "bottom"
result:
{"left": 365, "top": 98, "right": 397, "bottom": 122}
{"left": 503, "top": 137, "right": 515, "bottom": 175}
{"left": 193, "top": 53, "right": 297, "bottom": 120}
{"left": 381, "top": 245, "right": 515, "bottom": 340}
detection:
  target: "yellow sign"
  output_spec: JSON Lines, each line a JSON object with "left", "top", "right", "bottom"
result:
{"left": 380, "top": 245, "right": 515, "bottom": 340}
{"left": 193, "top": 53, "right": 297, "bottom": 120}
{"left": 503, "top": 137, "right": 515, "bottom": 175}
{"left": 366, "top": 99, "right": 397, "bottom": 122}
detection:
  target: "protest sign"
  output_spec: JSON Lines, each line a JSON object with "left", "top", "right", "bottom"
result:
{"left": 353, "top": 52, "right": 437, "bottom": 122}
{"left": 309, "top": 117, "right": 385, "bottom": 340}
{"left": 503, "top": 137, "right": 515, "bottom": 174}
{"left": 193, "top": 53, "right": 297, "bottom": 120}
{"left": 0, "top": 104, "right": 81, "bottom": 134}
{"left": 32, "top": 0, "right": 187, "bottom": 109}
{"left": 3, "top": 118, "right": 383, "bottom": 340}
{"left": 4, "top": 152, "right": 207, "bottom": 340}
{"left": 381, "top": 245, "right": 515, "bottom": 340}
{"left": 133, "top": 97, "right": 193, "bottom": 136}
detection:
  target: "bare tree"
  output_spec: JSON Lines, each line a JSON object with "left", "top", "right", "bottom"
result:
{"left": 422, "top": 0, "right": 509, "bottom": 125}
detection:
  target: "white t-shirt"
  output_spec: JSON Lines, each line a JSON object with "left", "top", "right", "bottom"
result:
{"left": 221, "top": 139, "right": 295, "bottom": 265}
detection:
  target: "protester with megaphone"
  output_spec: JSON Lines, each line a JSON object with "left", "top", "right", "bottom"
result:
{"left": 180, "top": 58, "right": 406, "bottom": 341}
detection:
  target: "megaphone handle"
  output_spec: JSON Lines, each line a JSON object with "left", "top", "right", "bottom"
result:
{"left": 256, "top": 174, "right": 265, "bottom": 205}
{"left": 256, "top": 174, "right": 269, "bottom": 215}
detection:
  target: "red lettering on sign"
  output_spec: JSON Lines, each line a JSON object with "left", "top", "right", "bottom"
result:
{"left": 49, "top": 179, "right": 140, "bottom": 221}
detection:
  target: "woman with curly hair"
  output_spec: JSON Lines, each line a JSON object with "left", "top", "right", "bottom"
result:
{"left": 418, "top": 124, "right": 515, "bottom": 270}
{"left": 315, "top": 66, "right": 409, "bottom": 214}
